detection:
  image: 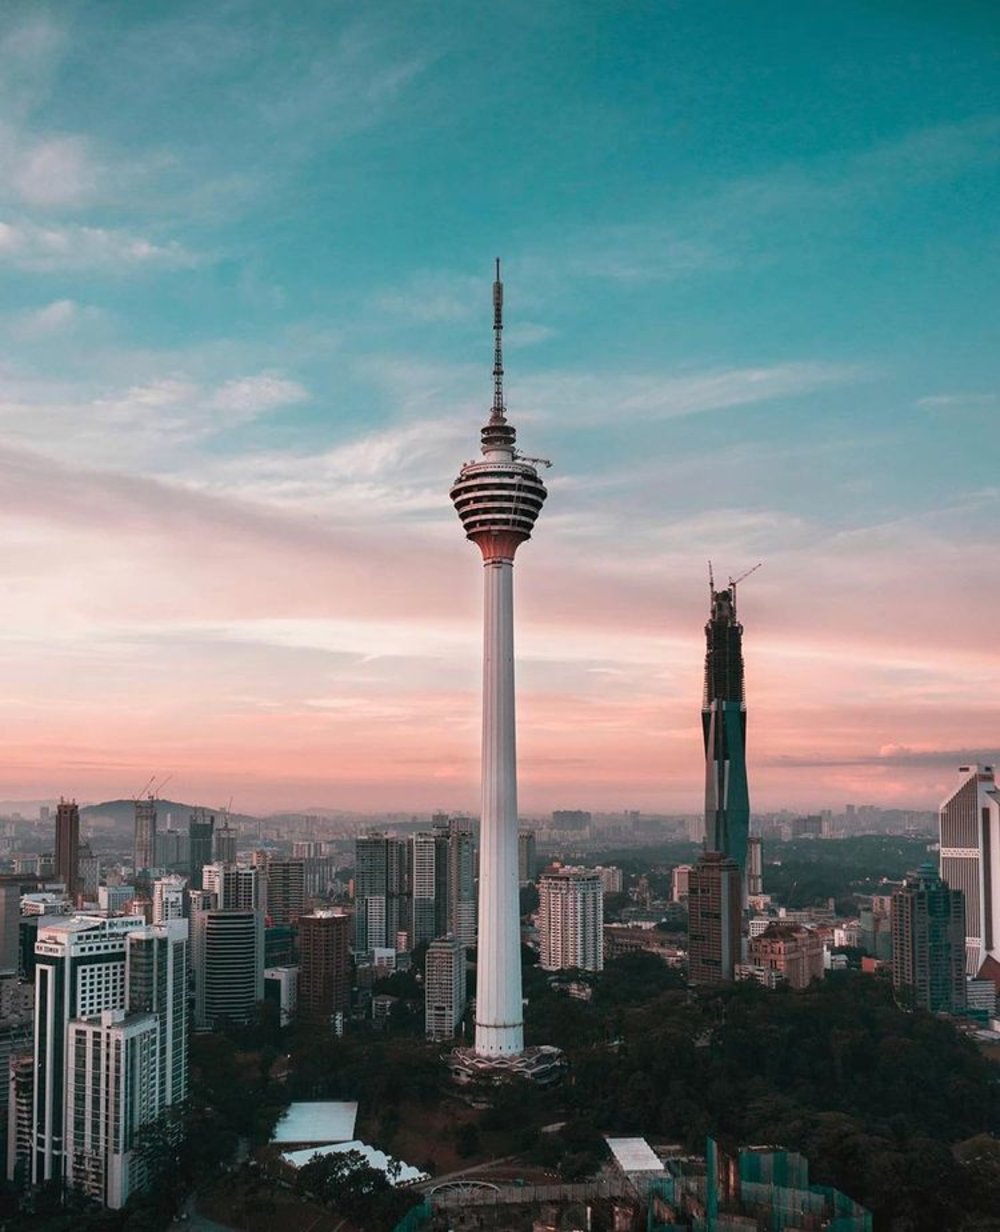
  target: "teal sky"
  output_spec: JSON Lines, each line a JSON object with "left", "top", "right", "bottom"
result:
{"left": 0, "top": 2, "right": 997, "bottom": 813}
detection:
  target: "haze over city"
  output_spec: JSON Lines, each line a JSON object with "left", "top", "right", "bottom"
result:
{"left": 0, "top": 3, "right": 996, "bottom": 814}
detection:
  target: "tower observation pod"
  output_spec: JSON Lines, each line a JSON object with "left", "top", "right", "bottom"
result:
{"left": 449, "top": 264, "right": 560, "bottom": 1081}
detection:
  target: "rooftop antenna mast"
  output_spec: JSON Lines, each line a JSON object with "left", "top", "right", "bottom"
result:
{"left": 491, "top": 257, "right": 505, "bottom": 424}
{"left": 708, "top": 560, "right": 715, "bottom": 596}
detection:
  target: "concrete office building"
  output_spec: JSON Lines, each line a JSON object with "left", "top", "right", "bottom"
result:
{"left": 264, "top": 966, "right": 298, "bottom": 1027}
{"left": 671, "top": 864, "right": 693, "bottom": 904}
{"left": 747, "top": 835, "right": 764, "bottom": 896}
{"left": 688, "top": 852, "right": 742, "bottom": 984}
{"left": 77, "top": 843, "right": 99, "bottom": 901}
{"left": 748, "top": 923, "right": 825, "bottom": 990}
{"left": 154, "top": 828, "right": 189, "bottom": 871}
{"left": 298, "top": 910, "right": 351, "bottom": 1027}
{"left": 425, "top": 936, "right": 467, "bottom": 1041}
{"left": 202, "top": 862, "right": 265, "bottom": 912}
{"left": 188, "top": 811, "right": 215, "bottom": 889}
{"left": 518, "top": 830, "right": 537, "bottom": 885}
{"left": 97, "top": 884, "right": 135, "bottom": 914}
{"left": 0, "top": 885, "right": 19, "bottom": 976}
{"left": 7, "top": 1053, "right": 33, "bottom": 1186}
{"left": 133, "top": 798, "right": 157, "bottom": 877}
{"left": 152, "top": 875, "right": 186, "bottom": 925}
{"left": 213, "top": 821, "right": 238, "bottom": 865}
{"left": 265, "top": 859, "right": 306, "bottom": 926}
{"left": 54, "top": 800, "right": 80, "bottom": 902}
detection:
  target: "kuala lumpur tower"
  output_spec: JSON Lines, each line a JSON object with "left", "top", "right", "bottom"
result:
{"left": 450, "top": 261, "right": 548, "bottom": 1061}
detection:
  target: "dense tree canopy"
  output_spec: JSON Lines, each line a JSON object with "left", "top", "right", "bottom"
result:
{"left": 545, "top": 969, "right": 998, "bottom": 1230}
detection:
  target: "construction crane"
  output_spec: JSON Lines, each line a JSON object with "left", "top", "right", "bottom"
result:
{"left": 514, "top": 451, "right": 552, "bottom": 468}
{"left": 730, "top": 562, "right": 763, "bottom": 589}
{"left": 134, "top": 774, "right": 157, "bottom": 801}
{"left": 729, "top": 563, "right": 763, "bottom": 615}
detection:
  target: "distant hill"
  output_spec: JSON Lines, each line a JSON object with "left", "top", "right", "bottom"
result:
{"left": 80, "top": 799, "right": 258, "bottom": 833}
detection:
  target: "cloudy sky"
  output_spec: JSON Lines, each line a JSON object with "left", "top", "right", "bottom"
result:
{"left": 0, "top": 2, "right": 996, "bottom": 815}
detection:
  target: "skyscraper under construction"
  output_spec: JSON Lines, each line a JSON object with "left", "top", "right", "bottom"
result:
{"left": 702, "top": 569, "right": 756, "bottom": 877}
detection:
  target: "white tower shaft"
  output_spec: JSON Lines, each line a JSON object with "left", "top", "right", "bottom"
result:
{"left": 450, "top": 261, "right": 548, "bottom": 1066}
{"left": 475, "top": 558, "right": 523, "bottom": 1055}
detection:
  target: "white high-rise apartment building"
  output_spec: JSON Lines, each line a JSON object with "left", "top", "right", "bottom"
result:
{"left": 940, "top": 764, "right": 1000, "bottom": 977}
{"left": 33, "top": 916, "right": 146, "bottom": 1186}
{"left": 201, "top": 862, "right": 264, "bottom": 911}
{"left": 410, "top": 830, "right": 441, "bottom": 946}
{"left": 31, "top": 915, "right": 188, "bottom": 1202}
{"left": 152, "top": 875, "right": 186, "bottom": 925}
{"left": 538, "top": 870, "right": 604, "bottom": 973}
{"left": 65, "top": 1010, "right": 159, "bottom": 1209}
{"left": 425, "top": 936, "right": 467, "bottom": 1041}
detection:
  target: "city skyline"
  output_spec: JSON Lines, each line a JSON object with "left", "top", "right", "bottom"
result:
{"left": 0, "top": 5, "right": 996, "bottom": 813}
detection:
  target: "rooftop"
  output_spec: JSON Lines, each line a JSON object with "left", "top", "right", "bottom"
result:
{"left": 605, "top": 1136, "right": 665, "bottom": 1174}
{"left": 271, "top": 1100, "right": 358, "bottom": 1145}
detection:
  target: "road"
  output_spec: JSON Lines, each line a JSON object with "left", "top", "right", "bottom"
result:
{"left": 169, "top": 1190, "right": 240, "bottom": 1232}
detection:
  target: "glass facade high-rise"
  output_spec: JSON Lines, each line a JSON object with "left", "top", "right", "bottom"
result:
{"left": 891, "top": 863, "right": 966, "bottom": 1013}
{"left": 411, "top": 820, "right": 477, "bottom": 948}
{"left": 188, "top": 810, "right": 215, "bottom": 890}
{"left": 354, "top": 833, "right": 408, "bottom": 952}
{"left": 939, "top": 764, "right": 1000, "bottom": 978}
{"left": 703, "top": 584, "right": 750, "bottom": 876}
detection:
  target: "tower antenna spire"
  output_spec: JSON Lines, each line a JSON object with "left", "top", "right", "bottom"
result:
{"left": 491, "top": 257, "right": 505, "bottom": 424}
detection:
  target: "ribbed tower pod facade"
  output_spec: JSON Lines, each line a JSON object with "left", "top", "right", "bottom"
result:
{"left": 702, "top": 583, "right": 750, "bottom": 876}
{"left": 450, "top": 263, "right": 547, "bottom": 1060}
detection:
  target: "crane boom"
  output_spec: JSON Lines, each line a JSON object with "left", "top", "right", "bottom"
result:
{"left": 730, "top": 562, "right": 763, "bottom": 588}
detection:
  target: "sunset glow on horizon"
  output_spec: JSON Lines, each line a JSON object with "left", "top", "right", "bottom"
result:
{"left": 0, "top": 5, "right": 996, "bottom": 815}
